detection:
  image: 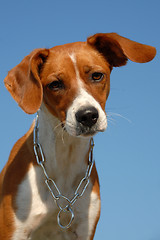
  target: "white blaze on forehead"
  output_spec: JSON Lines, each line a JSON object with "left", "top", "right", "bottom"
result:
{"left": 69, "top": 53, "right": 83, "bottom": 88}
{"left": 69, "top": 52, "right": 100, "bottom": 108}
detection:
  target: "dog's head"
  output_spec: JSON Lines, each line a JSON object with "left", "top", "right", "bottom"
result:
{"left": 4, "top": 33, "right": 156, "bottom": 137}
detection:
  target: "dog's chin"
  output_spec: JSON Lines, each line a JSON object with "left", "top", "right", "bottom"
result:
{"left": 65, "top": 124, "right": 106, "bottom": 138}
{"left": 76, "top": 131, "right": 96, "bottom": 138}
{"left": 77, "top": 128, "right": 98, "bottom": 137}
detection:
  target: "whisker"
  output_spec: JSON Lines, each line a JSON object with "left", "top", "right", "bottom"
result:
{"left": 53, "top": 121, "right": 66, "bottom": 146}
{"left": 107, "top": 112, "right": 132, "bottom": 124}
{"left": 53, "top": 121, "right": 63, "bottom": 132}
{"left": 61, "top": 125, "right": 66, "bottom": 145}
{"left": 107, "top": 118, "right": 116, "bottom": 126}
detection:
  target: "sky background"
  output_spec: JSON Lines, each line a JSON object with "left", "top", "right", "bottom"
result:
{"left": 0, "top": 0, "right": 160, "bottom": 239}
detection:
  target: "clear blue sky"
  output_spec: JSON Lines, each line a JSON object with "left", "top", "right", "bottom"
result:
{"left": 0, "top": 1, "right": 160, "bottom": 239}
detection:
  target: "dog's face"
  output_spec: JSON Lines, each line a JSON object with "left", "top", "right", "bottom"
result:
{"left": 4, "top": 33, "right": 156, "bottom": 137}
{"left": 41, "top": 43, "right": 110, "bottom": 136}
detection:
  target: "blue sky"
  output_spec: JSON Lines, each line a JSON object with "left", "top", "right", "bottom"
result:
{"left": 0, "top": 0, "right": 160, "bottom": 239}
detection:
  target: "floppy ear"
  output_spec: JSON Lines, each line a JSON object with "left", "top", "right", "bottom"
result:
{"left": 87, "top": 33, "right": 156, "bottom": 68}
{"left": 4, "top": 48, "right": 49, "bottom": 114}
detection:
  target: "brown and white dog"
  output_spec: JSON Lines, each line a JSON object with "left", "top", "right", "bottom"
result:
{"left": 0, "top": 33, "right": 156, "bottom": 240}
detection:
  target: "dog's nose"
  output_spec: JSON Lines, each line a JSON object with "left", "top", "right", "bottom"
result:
{"left": 75, "top": 107, "right": 99, "bottom": 128}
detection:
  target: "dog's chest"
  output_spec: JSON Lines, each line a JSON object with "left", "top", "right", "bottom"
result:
{"left": 12, "top": 165, "right": 100, "bottom": 240}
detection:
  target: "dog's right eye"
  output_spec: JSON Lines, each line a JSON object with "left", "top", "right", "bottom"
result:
{"left": 47, "top": 80, "right": 64, "bottom": 91}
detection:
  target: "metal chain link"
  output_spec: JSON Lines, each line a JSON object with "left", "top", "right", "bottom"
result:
{"left": 33, "top": 112, "right": 95, "bottom": 229}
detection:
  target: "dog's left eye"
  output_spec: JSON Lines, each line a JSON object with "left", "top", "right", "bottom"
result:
{"left": 91, "top": 72, "right": 104, "bottom": 82}
{"left": 47, "top": 80, "right": 64, "bottom": 91}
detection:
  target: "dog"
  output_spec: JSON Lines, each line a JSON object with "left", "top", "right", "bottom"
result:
{"left": 0, "top": 33, "right": 156, "bottom": 240}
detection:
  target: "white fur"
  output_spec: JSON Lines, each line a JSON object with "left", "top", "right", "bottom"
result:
{"left": 12, "top": 167, "right": 48, "bottom": 240}
{"left": 12, "top": 105, "right": 100, "bottom": 240}
{"left": 66, "top": 54, "right": 107, "bottom": 136}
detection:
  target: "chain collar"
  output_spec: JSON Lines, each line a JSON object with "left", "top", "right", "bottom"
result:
{"left": 33, "top": 111, "right": 95, "bottom": 229}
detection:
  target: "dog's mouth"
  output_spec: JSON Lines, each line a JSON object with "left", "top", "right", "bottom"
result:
{"left": 64, "top": 120, "right": 107, "bottom": 137}
{"left": 61, "top": 122, "right": 96, "bottom": 137}
{"left": 75, "top": 124, "right": 100, "bottom": 137}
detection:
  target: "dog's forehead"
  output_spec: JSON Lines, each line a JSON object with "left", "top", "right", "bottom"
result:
{"left": 45, "top": 42, "right": 109, "bottom": 75}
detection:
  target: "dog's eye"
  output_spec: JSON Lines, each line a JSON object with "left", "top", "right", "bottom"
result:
{"left": 92, "top": 72, "right": 104, "bottom": 82}
{"left": 47, "top": 80, "right": 64, "bottom": 91}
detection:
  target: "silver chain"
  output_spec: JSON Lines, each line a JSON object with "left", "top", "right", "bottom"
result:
{"left": 33, "top": 112, "right": 95, "bottom": 229}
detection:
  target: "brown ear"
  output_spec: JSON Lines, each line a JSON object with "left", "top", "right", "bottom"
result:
{"left": 4, "top": 48, "right": 49, "bottom": 114}
{"left": 87, "top": 33, "right": 156, "bottom": 67}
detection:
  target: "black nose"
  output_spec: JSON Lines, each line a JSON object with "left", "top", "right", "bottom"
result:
{"left": 75, "top": 107, "right": 99, "bottom": 128}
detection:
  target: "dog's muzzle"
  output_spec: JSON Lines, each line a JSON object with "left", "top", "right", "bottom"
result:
{"left": 65, "top": 94, "right": 107, "bottom": 137}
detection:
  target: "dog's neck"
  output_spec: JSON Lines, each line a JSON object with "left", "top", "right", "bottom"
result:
{"left": 37, "top": 104, "right": 91, "bottom": 184}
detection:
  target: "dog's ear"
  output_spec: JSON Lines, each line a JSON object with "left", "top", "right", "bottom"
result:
{"left": 87, "top": 33, "right": 156, "bottom": 68}
{"left": 4, "top": 48, "right": 49, "bottom": 114}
